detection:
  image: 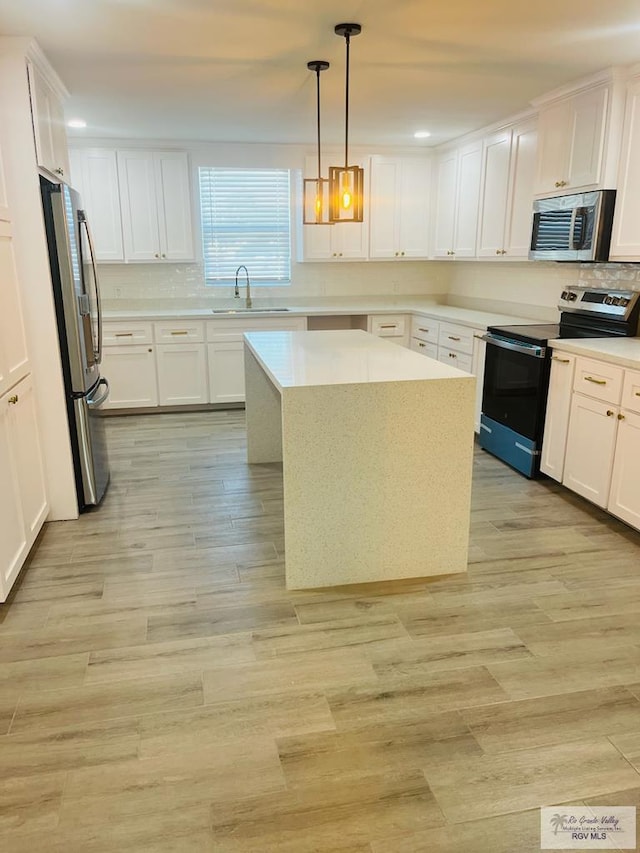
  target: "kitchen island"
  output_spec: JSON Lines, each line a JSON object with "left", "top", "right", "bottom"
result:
{"left": 244, "top": 329, "right": 475, "bottom": 589}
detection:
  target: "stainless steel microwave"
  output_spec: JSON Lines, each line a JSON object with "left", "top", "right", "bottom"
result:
{"left": 529, "top": 190, "right": 616, "bottom": 262}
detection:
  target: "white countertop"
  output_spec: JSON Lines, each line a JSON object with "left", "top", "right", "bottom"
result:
{"left": 550, "top": 337, "right": 640, "bottom": 370}
{"left": 244, "top": 329, "right": 473, "bottom": 392}
{"left": 103, "top": 298, "right": 542, "bottom": 331}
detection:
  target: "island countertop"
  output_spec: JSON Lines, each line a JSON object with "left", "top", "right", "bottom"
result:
{"left": 243, "top": 329, "right": 471, "bottom": 392}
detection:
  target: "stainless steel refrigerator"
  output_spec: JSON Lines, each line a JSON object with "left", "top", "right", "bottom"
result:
{"left": 41, "top": 177, "right": 110, "bottom": 511}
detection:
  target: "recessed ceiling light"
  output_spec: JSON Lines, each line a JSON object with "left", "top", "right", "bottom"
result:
{"left": 67, "top": 118, "right": 87, "bottom": 129}
{"left": 414, "top": 131, "right": 431, "bottom": 139}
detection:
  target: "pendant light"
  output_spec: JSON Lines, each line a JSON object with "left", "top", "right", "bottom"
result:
{"left": 329, "top": 23, "right": 364, "bottom": 224}
{"left": 303, "top": 60, "right": 332, "bottom": 225}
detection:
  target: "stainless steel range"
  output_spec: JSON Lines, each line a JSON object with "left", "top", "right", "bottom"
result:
{"left": 479, "top": 285, "right": 640, "bottom": 479}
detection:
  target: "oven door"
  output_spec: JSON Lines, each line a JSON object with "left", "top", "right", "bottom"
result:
{"left": 481, "top": 335, "right": 548, "bottom": 440}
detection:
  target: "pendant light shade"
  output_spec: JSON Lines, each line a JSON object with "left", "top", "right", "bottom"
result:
{"left": 329, "top": 23, "right": 364, "bottom": 224}
{"left": 303, "top": 60, "right": 332, "bottom": 225}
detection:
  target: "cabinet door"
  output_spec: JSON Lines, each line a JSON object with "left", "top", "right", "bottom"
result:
{"left": 477, "top": 130, "right": 512, "bottom": 258}
{"left": 540, "top": 353, "right": 576, "bottom": 482}
{"left": 608, "top": 410, "right": 640, "bottom": 530}
{"left": 155, "top": 152, "right": 194, "bottom": 261}
{"left": 563, "top": 394, "right": 618, "bottom": 508}
{"left": 8, "top": 374, "right": 48, "bottom": 543}
{"left": 471, "top": 329, "right": 486, "bottom": 434}
{"left": 432, "top": 150, "right": 457, "bottom": 258}
{"left": 610, "top": 77, "right": 640, "bottom": 261}
{"left": 332, "top": 220, "right": 368, "bottom": 260}
{"left": 0, "top": 221, "right": 29, "bottom": 398}
{"left": 71, "top": 149, "right": 124, "bottom": 262}
{"left": 504, "top": 119, "right": 538, "bottom": 258}
{"left": 156, "top": 344, "right": 208, "bottom": 406}
{"left": 0, "top": 389, "right": 27, "bottom": 602}
{"left": 208, "top": 341, "right": 246, "bottom": 404}
{"left": 398, "top": 158, "right": 430, "bottom": 258}
{"left": 302, "top": 221, "right": 332, "bottom": 260}
{"left": 534, "top": 100, "right": 571, "bottom": 196}
{"left": 567, "top": 86, "right": 608, "bottom": 191}
{"left": 454, "top": 141, "right": 482, "bottom": 258}
{"left": 0, "top": 139, "right": 9, "bottom": 222}
{"left": 117, "top": 151, "right": 161, "bottom": 261}
{"left": 27, "top": 63, "right": 69, "bottom": 180}
{"left": 100, "top": 346, "right": 158, "bottom": 409}
{"left": 369, "top": 157, "right": 399, "bottom": 258}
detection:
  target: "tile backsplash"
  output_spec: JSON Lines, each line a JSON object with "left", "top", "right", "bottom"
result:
{"left": 578, "top": 263, "right": 640, "bottom": 289}
{"left": 98, "top": 259, "right": 452, "bottom": 306}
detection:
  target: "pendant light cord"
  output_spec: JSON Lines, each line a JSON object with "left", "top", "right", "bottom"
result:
{"left": 344, "top": 31, "right": 350, "bottom": 169}
{"left": 316, "top": 67, "right": 322, "bottom": 180}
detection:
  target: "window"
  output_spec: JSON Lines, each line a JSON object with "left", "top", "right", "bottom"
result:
{"left": 199, "top": 167, "right": 291, "bottom": 285}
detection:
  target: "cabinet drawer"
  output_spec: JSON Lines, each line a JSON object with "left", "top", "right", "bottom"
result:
{"left": 438, "top": 323, "right": 474, "bottom": 355}
{"left": 573, "top": 357, "right": 623, "bottom": 404}
{"left": 369, "top": 314, "right": 407, "bottom": 338}
{"left": 154, "top": 321, "right": 204, "bottom": 343}
{"left": 410, "top": 338, "right": 438, "bottom": 358}
{"left": 411, "top": 317, "right": 439, "bottom": 344}
{"left": 206, "top": 317, "right": 306, "bottom": 343}
{"left": 438, "top": 348, "right": 472, "bottom": 373}
{"left": 103, "top": 322, "right": 153, "bottom": 346}
{"left": 621, "top": 369, "right": 640, "bottom": 414}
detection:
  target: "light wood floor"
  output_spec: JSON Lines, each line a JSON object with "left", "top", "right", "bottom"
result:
{"left": 2, "top": 410, "right": 640, "bottom": 852}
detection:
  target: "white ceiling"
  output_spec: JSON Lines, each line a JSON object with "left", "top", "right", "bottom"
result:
{"left": 1, "top": 0, "right": 640, "bottom": 146}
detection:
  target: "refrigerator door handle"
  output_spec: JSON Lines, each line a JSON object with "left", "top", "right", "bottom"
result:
{"left": 79, "top": 210, "right": 103, "bottom": 366}
{"left": 88, "top": 377, "right": 110, "bottom": 409}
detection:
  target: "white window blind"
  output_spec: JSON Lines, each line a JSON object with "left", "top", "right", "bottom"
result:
{"left": 199, "top": 167, "right": 291, "bottom": 285}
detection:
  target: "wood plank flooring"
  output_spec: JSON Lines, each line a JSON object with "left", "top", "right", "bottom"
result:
{"left": 2, "top": 409, "right": 640, "bottom": 851}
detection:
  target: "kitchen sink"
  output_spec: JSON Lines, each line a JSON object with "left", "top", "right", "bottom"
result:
{"left": 211, "top": 308, "right": 290, "bottom": 314}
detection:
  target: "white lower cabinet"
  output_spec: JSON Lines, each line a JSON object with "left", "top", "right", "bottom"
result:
{"left": 410, "top": 338, "right": 437, "bottom": 358}
{"left": 156, "top": 343, "right": 208, "bottom": 406}
{"left": 100, "top": 345, "right": 159, "bottom": 409}
{"left": 609, "top": 410, "right": 640, "bottom": 528}
{"left": 367, "top": 314, "right": 409, "bottom": 347}
{"left": 207, "top": 341, "right": 245, "bottom": 404}
{"left": 563, "top": 393, "right": 618, "bottom": 508}
{"left": 540, "top": 353, "right": 576, "bottom": 481}
{"left": 0, "top": 374, "right": 48, "bottom": 601}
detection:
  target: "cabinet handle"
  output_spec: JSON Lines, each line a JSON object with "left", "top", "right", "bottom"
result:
{"left": 154, "top": 253, "right": 160, "bottom": 259}
{"left": 418, "top": 328, "right": 429, "bottom": 333}
{"left": 148, "top": 348, "right": 153, "bottom": 353}
{"left": 448, "top": 335, "right": 461, "bottom": 342}
{"left": 332, "top": 253, "right": 337, "bottom": 257}
{"left": 635, "top": 391, "right": 640, "bottom": 397}
{"left": 418, "top": 342, "right": 425, "bottom": 348}
{"left": 449, "top": 352, "right": 457, "bottom": 359}
{"left": 380, "top": 324, "right": 397, "bottom": 329}
{"left": 54, "top": 167, "right": 64, "bottom": 176}
{"left": 606, "top": 410, "right": 615, "bottom": 417}
{"left": 170, "top": 331, "right": 189, "bottom": 336}
{"left": 500, "top": 249, "right": 507, "bottom": 255}
{"left": 555, "top": 180, "right": 568, "bottom": 188}
{"left": 473, "top": 334, "right": 484, "bottom": 340}
{"left": 552, "top": 356, "right": 571, "bottom": 363}
{"left": 162, "top": 254, "right": 167, "bottom": 259}
{"left": 400, "top": 251, "right": 405, "bottom": 256}
{"left": 584, "top": 376, "right": 607, "bottom": 385}
{"left": 618, "top": 413, "right": 625, "bottom": 420}
{"left": 115, "top": 332, "right": 134, "bottom": 337}
{"left": 395, "top": 252, "right": 399, "bottom": 257}
{"left": 8, "top": 395, "right": 18, "bottom": 405}
{"left": 495, "top": 249, "right": 501, "bottom": 255}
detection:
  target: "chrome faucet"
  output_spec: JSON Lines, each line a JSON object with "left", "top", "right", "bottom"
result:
{"left": 234, "top": 265, "right": 252, "bottom": 309}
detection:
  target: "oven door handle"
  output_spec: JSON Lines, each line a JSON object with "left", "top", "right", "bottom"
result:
{"left": 481, "top": 334, "right": 546, "bottom": 358}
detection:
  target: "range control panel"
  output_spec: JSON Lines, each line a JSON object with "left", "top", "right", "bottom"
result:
{"left": 559, "top": 287, "right": 638, "bottom": 317}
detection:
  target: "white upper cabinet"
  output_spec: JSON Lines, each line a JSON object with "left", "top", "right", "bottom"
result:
{"left": 369, "top": 156, "right": 430, "bottom": 259}
{"left": 533, "top": 84, "right": 609, "bottom": 196}
{"left": 610, "top": 74, "right": 640, "bottom": 261}
{"left": 432, "top": 142, "right": 481, "bottom": 259}
{"left": 477, "top": 118, "right": 538, "bottom": 260}
{"left": 27, "top": 60, "right": 70, "bottom": 181}
{"left": 454, "top": 141, "right": 483, "bottom": 258}
{"left": 117, "top": 150, "right": 194, "bottom": 262}
{"left": 503, "top": 119, "right": 538, "bottom": 257}
{"left": 70, "top": 148, "right": 124, "bottom": 262}
{"left": 301, "top": 156, "right": 368, "bottom": 260}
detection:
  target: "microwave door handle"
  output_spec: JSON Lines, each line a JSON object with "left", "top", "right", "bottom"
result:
{"left": 571, "top": 207, "right": 588, "bottom": 250}
{"left": 568, "top": 207, "right": 578, "bottom": 250}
